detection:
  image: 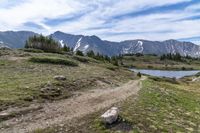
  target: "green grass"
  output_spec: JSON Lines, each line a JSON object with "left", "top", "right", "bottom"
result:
{"left": 73, "top": 55, "right": 90, "bottom": 63}
{"left": 20, "top": 48, "right": 44, "bottom": 53}
{"left": 30, "top": 73, "right": 200, "bottom": 132}
{"left": 103, "top": 78, "right": 200, "bottom": 132}
{"left": 0, "top": 50, "right": 134, "bottom": 111}
{"left": 29, "top": 56, "right": 78, "bottom": 66}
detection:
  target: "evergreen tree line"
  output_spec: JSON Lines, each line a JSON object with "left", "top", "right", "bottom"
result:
{"left": 160, "top": 53, "right": 200, "bottom": 61}
{"left": 86, "top": 51, "right": 111, "bottom": 62}
{"left": 76, "top": 50, "right": 122, "bottom": 66}
{"left": 160, "top": 53, "right": 182, "bottom": 61}
{"left": 62, "top": 44, "right": 73, "bottom": 52}
{"left": 24, "top": 35, "right": 119, "bottom": 65}
{"left": 25, "top": 35, "right": 62, "bottom": 53}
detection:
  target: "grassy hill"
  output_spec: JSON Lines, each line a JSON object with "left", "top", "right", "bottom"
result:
{"left": 1, "top": 49, "right": 200, "bottom": 133}
{"left": 0, "top": 49, "right": 135, "bottom": 111}
{"left": 34, "top": 75, "right": 200, "bottom": 133}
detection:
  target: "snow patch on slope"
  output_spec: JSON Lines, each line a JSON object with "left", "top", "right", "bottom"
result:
{"left": 122, "top": 41, "right": 144, "bottom": 54}
{"left": 137, "top": 41, "right": 143, "bottom": 53}
{"left": 73, "top": 37, "right": 82, "bottom": 52}
{"left": 59, "top": 40, "right": 65, "bottom": 47}
{"left": 83, "top": 45, "right": 89, "bottom": 52}
{"left": 122, "top": 47, "right": 129, "bottom": 54}
{"left": 171, "top": 45, "right": 176, "bottom": 54}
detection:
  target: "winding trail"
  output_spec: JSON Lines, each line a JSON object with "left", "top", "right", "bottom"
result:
{"left": 0, "top": 77, "right": 146, "bottom": 133}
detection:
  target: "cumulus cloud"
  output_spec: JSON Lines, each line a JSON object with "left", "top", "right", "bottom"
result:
{"left": 0, "top": 0, "right": 200, "bottom": 44}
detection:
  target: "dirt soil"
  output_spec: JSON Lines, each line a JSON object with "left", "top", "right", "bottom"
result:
{"left": 0, "top": 77, "right": 145, "bottom": 133}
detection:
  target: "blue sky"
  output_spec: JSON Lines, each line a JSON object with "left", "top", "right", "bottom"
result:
{"left": 0, "top": 0, "right": 200, "bottom": 44}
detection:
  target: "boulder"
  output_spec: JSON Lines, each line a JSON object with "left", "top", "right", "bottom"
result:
{"left": 101, "top": 107, "right": 119, "bottom": 124}
{"left": 54, "top": 75, "right": 66, "bottom": 81}
{"left": 0, "top": 112, "right": 10, "bottom": 119}
{"left": 192, "top": 77, "right": 200, "bottom": 82}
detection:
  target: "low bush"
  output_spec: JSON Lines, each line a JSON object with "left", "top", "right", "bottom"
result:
{"left": 196, "top": 72, "right": 200, "bottom": 77}
{"left": 149, "top": 76, "right": 179, "bottom": 84}
{"left": 137, "top": 72, "right": 141, "bottom": 77}
{"left": 147, "top": 65, "right": 153, "bottom": 69}
{"left": 106, "top": 65, "right": 118, "bottom": 71}
{"left": 76, "top": 50, "right": 84, "bottom": 56}
{"left": 22, "top": 48, "right": 44, "bottom": 53}
{"left": 29, "top": 57, "right": 78, "bottom": 66}
{"left": 73, "top": 56, "right": 89, "bottom": 63}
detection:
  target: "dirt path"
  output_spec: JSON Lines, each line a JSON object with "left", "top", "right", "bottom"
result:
{"left": 0, "top": 77, "right": 146, "bottom": 133}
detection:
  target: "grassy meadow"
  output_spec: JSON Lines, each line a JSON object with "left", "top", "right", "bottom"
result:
{"left": 33, "top": 76, "right": 200, "bottom": 133}
{"left": 1, "top": 48, "right": 200, "bottom": 133}
{"left": 0, "top": 49, "right": 134, "bottom": 111}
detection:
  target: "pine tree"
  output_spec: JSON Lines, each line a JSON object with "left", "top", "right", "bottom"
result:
{"left": 63, "top": 44, "right": 70, "bottom": 52}
{"left": 76, "top": 50, "right": 84, "bottom": 56}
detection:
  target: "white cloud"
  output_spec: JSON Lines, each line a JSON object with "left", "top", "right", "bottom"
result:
{"left": 0, "top": 0, "right": 200, "bottom": 44}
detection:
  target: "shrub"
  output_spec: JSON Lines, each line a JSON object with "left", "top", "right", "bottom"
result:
{"left": 22, "top": 48, "right": 44, "bottom": 53}
{"left": 160, "top": 53, "right": 182, "bottom": 61}
{"left": 181, "top": 67, "right": 186, "bottom": 70}
{"left": 137, "top": 72, "right": 142, "bottom": 77}
{"left": 62, "top": 44, "right": 71, "bottom": 52}
{"left": 76, "top": 50, "right": 84, "bottom": 56}
{"left": 149, "top": 76, "right": 179, "bottom": 84}
{"left": 106, "top": 65, "right": 118, "bottom": 71}
{"left": 195, "top": 72, "right": 200, "bottom": 77}
{"left": 73, "top": 56, "right": 89, "bottom": 63}
{"left": 29, "top": 57, "right": 78, "bottom": 66}
{"left": 87, "top": 50, "right": 95, "bottom": 58}
{"left": 147, "top": 65, "right": 153, "bottom": 69}
{"left": 135, "top": 53, "right": 144, "bottom": 57}
{"left": 112, "top": 60, "right": 119, "bottom": 66}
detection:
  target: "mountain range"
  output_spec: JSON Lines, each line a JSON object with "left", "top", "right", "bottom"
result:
{"left": 0, "top": 31, "right": 200, "bottom": 57}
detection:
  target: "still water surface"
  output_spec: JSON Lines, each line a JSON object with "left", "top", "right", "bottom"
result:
{"left": 131, "top": 69, "right": 200, "bottom": 79}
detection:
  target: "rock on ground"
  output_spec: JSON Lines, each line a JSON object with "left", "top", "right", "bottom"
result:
{"left": 101, "top": 107, "right": 119, "bottom": 124}
{"left": 54, "top": 75, "right": 66, "bottom": 81}
{"left": 192, "top": 77, "right": 200, "bottom": 82}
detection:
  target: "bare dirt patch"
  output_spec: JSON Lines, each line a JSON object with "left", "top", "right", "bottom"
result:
{"left": 0, "top": 77, "right": 145, "bottom": 133}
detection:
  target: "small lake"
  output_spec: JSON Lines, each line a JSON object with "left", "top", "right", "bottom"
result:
{"left": 130, "top": 69, "right": 200, "bottom": 79}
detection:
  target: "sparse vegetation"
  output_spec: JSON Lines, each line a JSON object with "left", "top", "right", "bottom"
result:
{"left": 29, "top": 56, "right": 78, "bottom": 66}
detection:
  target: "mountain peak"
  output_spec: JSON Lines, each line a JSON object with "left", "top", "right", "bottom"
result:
{"left": 0, "top": 30, "right": 200, "bottom": 57}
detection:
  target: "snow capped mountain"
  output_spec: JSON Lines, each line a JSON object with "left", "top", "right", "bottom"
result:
{"left": 0, "top": 30, "right": 200, "bottom": 57}
{"left": 51, "top": 31, "right": 111, "bottom": 55}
